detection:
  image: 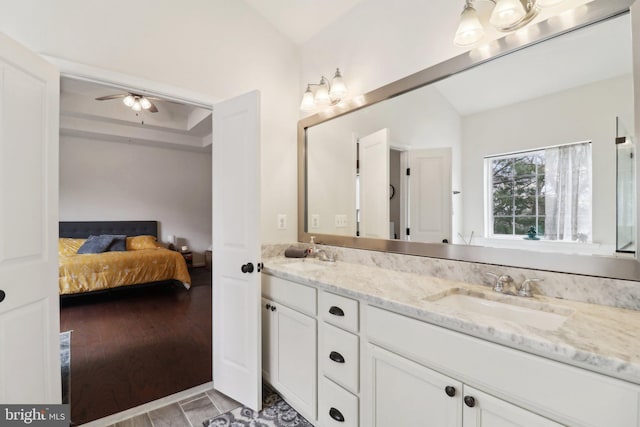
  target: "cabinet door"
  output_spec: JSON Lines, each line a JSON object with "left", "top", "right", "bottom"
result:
{"left": 273, "top": 302, "right": 317, "bottom": 421}
{"left": 462, "top": 386, "right": 564, "bottom": 427}
{"left": 364, "top": 344, "right": 462, "bottom": 427}
{"left": 261, "top": 298, "right": 276, "bottom": 382}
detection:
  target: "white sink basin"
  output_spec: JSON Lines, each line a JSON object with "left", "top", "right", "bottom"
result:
{"left": 282, "top": 262, "right": 329, "bottom": 273}
{"left": 433, "top": 293, "right": 571, "bottom": 331}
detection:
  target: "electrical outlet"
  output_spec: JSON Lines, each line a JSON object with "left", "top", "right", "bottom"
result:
{"left": 311, "top": 214, "right": 320, "bottom": 229}
{"left": 277, "top": 214, "right": 287, "bottom": 230}
{"left": 335, "top": 214, "right": 348, "bottom": 228}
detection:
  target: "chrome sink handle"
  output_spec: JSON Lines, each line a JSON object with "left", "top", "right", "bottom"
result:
{"left": 485, "top": 272, "right": 501, "bottom": 292}
{"left": 518, "top": 278, "right": 543, "bottom": 297}
{"left": 497, "top": 275, "right": 515, "bottom": 294}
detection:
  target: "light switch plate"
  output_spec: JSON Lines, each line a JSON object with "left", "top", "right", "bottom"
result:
{"left": 277, "top": 214, "right": 287, "bottom": 230}
{"left": 311, "top": 214, "right": 320, "bottom": 229}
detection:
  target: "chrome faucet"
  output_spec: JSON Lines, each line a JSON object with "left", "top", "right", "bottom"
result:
{"left": 315, "top": 248, "right": 336, "bottom": 262}
{"left": 518, "top": 278, "right": 543, "bottom": 297}
{"left": 486, "top": 272, "right": 515, "bottom": 294}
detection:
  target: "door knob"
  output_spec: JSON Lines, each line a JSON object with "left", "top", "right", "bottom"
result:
{"left": 0, "top": 290, "right": 5, "bottom": 303}
{"left": 241, "top": 262, "right": 254, "bottom": 273}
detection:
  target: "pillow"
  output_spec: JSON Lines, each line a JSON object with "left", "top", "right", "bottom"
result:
{"left": 58, "top": 238, "right": 86, "bottom": 256}
{"left": 102, "top": 234, "right": 126, "bottom": 251}
{"left": 77, "top": 235, "right": 116, "bottom": 254}
{"left": 126, "top": 235, "right": 159, "bottom": 250}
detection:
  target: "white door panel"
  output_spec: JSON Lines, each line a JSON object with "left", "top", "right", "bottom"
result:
{"left": 212, "top": 90, "right": 262, "bottom": 411}
{"left": 359, "top": 129, "right": 389, "bottom": 238}
{"left": 408, "top": 148, "right": 452, "bottom": 243}
{"left": 0, "top": 32, "right": 60, "bottom": 403}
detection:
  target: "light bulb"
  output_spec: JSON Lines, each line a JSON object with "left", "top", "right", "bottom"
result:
{"left": 314, "top": 78, "right": 331, "bottom": 106}
{"left": 140, "top": 97, "right": 152, "bottom": 110}
{"left": 329, "top": 68, "right": 347, "bottom": 99}
{"left": 132, "top": 99, "right": 142, "bottom": 112}
{"left": 454, "top": 4, "right": 484, "bottom": 46}
{"left": 123, "top": 94, "right": 135, "bottom": 107}
{"left": 490, "top": 0, "right": 526, "bottom": 28}
{"left": 300, "top": 86, "right": 316, "bottom": 112}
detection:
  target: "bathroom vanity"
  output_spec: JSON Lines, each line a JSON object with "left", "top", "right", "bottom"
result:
{"left": 261, "top": 257, "right": 640, "bottom": 427}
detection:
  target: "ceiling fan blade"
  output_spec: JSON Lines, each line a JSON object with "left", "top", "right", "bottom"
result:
{"left": 147, "top": 101, "right": 159, "bottom": 113}
{"left": 95, "top": 93, "right": 128, "bottom": 101}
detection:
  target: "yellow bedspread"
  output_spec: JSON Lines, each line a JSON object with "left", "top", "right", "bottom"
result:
{"left": 59, "top": 238, "right": 191, "bottom": 295}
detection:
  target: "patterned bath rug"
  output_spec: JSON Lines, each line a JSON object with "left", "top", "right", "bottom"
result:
{"left": 60, "top": 330, "right": 71, "bottom": 404}
{"left": 203, "top": 388, "right": 313, "bottom": 427}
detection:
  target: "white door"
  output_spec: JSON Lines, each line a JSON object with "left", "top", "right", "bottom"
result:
{"left": 462, "top": 386, "right": 563, "bottom": 427}
{"left": 0, "top": 33, "right": 60, "bottom": 403}
{"left": 359, "top": 129, "right": 389, "bottom": 238}
{"left": 408, "top": 148, "right": 452, "bottom": 243}
{"left": 363, "top": 344, "right": 462, "bottom": 427}
{"left": 212, "top": 90, "right": 262, "bottom": 410}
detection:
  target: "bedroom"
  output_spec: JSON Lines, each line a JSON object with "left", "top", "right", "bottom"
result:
{"left": 58, "top": 76, "right": 214, "bottom": 424}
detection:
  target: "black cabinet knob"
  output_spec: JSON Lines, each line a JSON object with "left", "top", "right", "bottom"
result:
{"left": 329, "top": 407, "right": 345, "bottom": 422}
{"left": 328, "top": 306, "right": 344, "bottom": 316}
{"left": 464, "top": 395, "right": 476, "bottom": 408}
{"left": 329, "top": 351, "right": 345, "bottom": 363}
{"left": 445, "top": 386, "right": 456, "bottom": 397}
{"left": 265, "top": 303, "right": 271, "bottom": 310}
{"left": 241, "top": 262, "right": 254, "bottom": 273}
{"left": 0, "top": 290, "right": 5, "bottom": 303}
{"left": 270, "top": 305, "right": 276, "bottom": 311}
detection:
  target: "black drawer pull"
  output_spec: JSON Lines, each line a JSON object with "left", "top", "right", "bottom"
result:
{"left": 329, "top": 306, "right": 344, "bottom": 316}
{"left": 329, "top": 407, "right": 345, "bottom": 422}
{"left": 0, "top": 290, "right": 5, "bottom": 303}
{"left": 329, "top": 351, "right": 345, "bottom": 363}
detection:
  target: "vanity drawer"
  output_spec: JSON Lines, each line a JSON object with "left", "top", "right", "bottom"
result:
{"left": 319, "top": 291, "right": 358, "bottom": 333}
{"left": 319, "top": 376, "right": 359, "bottom": 427}
{"left": 320, "top": 322, "right": 359, "bottom": 394}
{"left": 262, "top": 274, "right": 316, "bottom": 316}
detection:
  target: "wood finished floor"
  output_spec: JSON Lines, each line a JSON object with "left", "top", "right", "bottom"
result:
{"left": 60, "top": 268, "right": 212, "bottom": 425}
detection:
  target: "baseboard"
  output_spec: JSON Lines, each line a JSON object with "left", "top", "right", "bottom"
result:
{"left": 81, "top": 381, "right": 214, "bottom": 427}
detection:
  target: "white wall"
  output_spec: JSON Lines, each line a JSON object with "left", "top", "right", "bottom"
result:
{"left": 461, "top": 75, "right": 633, "bottom": 249}
{"left": 0, "top": 0, "right": 300, "bottom": 244}
{"left": 60, "top": 135, "right": 212, "bottom": 264}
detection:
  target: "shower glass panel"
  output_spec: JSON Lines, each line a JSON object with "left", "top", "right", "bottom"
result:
{"left": 616, "top": 117, "right": 635, "bottom": 253}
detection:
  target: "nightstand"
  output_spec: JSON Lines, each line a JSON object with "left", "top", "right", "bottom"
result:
{"left": 180, "top": 251, "right": 193, "bottom": 270}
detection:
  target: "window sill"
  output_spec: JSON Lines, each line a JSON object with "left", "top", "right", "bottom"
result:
{"left": 470, "top": 236, "right": 621, "bottom": 256}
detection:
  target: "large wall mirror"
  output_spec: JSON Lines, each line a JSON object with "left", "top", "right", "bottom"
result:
{"left": 298, "top": 0, "right": 640, "bottom": 281}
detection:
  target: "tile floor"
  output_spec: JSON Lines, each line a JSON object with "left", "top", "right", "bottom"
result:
{"left": 108, "top": 388, "right": 241, "bottom": 427}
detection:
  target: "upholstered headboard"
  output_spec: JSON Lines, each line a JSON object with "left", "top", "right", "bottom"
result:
{"left": 59, "top": 221, "right": 158, "bottom": 239}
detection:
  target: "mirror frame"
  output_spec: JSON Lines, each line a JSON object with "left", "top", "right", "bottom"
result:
{"left": 298, "top": 0, "right": 640, "bottom": 281}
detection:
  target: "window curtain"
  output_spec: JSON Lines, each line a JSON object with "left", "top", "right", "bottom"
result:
{"left": 544, "top": 142, "right": 592, "bottom": 242}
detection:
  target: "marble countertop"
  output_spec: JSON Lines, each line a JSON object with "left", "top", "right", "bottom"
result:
{"left": 263, "top": 256, "right": 640, "bottom": 386}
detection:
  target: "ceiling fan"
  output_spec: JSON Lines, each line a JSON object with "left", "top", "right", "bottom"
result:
{"left": 95, "top": 92, "right": 160, "bottom": 113}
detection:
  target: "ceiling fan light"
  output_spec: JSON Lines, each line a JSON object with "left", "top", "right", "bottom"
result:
{"left": 490, "top": 0, "right": 526, "bottom": 28}
{"left": 123, "top": 94, "right": 135, "bottom": 107}
{"left": 140, "top": 97, "right": 152, "bottom": 110}
{"left": 537, "top": 0, "right": 564, "bottom": 6}
{"left": 300, "top": 86, "right": 316, "bottom": 112}
{"left": 329, "top": 68, "right": 347, "bottom": 99}
{"left": 454, "top": 4, "right": 484, "bottom": 46}
{"left": 132, "top": 99, "right": 142, "bottom": 112}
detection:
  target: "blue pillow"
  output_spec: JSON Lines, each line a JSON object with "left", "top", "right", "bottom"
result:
{"left": 104, "top": 235, "right": 127, "bottom": 252}
{"left": 77, "top": 235, "right": 116, "bottom": 254}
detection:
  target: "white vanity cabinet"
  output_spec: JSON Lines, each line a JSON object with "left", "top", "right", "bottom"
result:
{"left": 363, "top": 304, "right": 640, "bottom": 427}
{"left": 262, "top": 275, "right": 317, "bottom": 422}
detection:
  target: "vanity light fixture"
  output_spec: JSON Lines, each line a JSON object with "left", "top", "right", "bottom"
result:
{"left": 454, "top": 0, "right": 566, "bottom": 47}
{"left": 300, "top": 68, "right": 348, "bottom": 112}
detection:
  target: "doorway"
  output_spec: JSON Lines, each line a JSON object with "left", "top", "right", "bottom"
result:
{"left": 58, "top": 75, "right": 214, "bottom": 423}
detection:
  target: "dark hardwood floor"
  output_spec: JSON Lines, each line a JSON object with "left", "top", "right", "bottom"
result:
{"left": 59, "top": 268, "right": 212, "bottom": 425}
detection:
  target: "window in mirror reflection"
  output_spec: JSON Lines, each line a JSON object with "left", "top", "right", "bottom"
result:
{"left": 486, "top": 141, "right": 591, "bottom": 242}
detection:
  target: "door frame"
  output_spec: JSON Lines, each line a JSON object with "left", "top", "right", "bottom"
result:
{"left": 50, "top": 55, "right": 222, "bottom": 402}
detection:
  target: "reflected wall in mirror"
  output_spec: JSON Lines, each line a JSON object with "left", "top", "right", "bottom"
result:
{"left": 306, "top": 13, "right": 635, "bottom": 258}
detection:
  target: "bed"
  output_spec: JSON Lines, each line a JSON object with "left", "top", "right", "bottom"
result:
{"left": 58, "top": 220, "right": 191, "bottom": 296}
